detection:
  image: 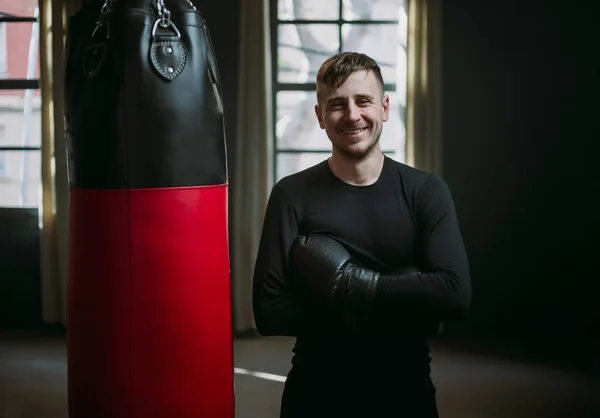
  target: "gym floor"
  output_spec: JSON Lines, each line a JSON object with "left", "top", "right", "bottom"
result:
{"left": 0, "top": 331, "right": 599, "bottom": 418}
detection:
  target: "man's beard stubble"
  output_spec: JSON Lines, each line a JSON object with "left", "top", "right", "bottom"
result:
{"left": 333, "top": 131, "right": 381, "bottom": 161}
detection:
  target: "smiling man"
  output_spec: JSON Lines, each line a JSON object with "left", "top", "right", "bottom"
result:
{"left": 315, "top": 60, "right": 388, "bottom": 166}
{"left": 252, "top": 52, "right": 471, "bottom": 418}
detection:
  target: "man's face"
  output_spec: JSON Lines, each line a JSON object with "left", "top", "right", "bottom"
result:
{"left": 315, "top": 70, "right": 390, "bottom": 161}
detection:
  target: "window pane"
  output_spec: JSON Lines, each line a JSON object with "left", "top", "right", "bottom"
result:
{"left": 341, "top": 23, "right": 403, "bottom": 84}
{"left": 0, "top": 2, "right": 40, "bottom": 80}
{"left": 343, "top": 0, "right": 405, "bottom": 21}
{"left": 276, "top": 152, "right": 329, "bottom": 182}
{"left": 0, "top": 1, "right": 38, "bottom": 16}
{"left": 276, "top": 91, "right": 329, "bottom": 151}
{"left": 380, "top": 91, "right": 406, "bottom": 156}
{"left": 0, "top": 150, "right": 41, "bottom": 208}
{"left": 384, "top": 151, "right": 405, "bottom": 163}
{"left": 0, "top": 90, "right": 41, "bottom": 147}
{"left": 278, "top": 0, "right": 340, "bottom": 20}
{"left": 278, "top": 24, "right": 340, "bottom": 83}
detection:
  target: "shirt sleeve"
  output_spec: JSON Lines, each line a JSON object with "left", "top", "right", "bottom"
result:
{"left": 252, "top": 184, "right": 327, "bottom": 336}
{"left": 375, "top": 173, "right": 472, "bottom": 321}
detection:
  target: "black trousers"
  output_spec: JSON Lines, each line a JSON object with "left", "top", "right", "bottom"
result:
{"left": 280, "top": 363, "right": 439, "bottom": 418}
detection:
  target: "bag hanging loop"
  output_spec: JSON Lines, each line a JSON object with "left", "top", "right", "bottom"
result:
{"left": 149, "top": 0, "right": 186, "bottom": 80}
{"left": 151, "top": 18, "right": 181, "bottom": 38}
{"left": 153, "top": 0, "right": 181, "bottom": 38}
{"left": 90, "top": 0, "right": 181, "bottom": 40}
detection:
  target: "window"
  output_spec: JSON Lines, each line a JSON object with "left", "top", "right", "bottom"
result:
{"left": 0, "top": 3, "right": 42, "bottom": 208}
{"left": 270, "top": 0, "right": 409, "bottom": 182}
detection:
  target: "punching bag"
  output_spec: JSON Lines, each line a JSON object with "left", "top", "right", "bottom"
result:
{"left": 63, "top": 1, "right": 234, "bottom": 417}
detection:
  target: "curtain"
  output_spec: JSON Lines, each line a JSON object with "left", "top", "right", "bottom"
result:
{"left": 230, "top": 0, "right": 273, "bottom": 334}
{"left": 405, "top": 0, "right": 443, "bottom": 174}
{"left": 39, "top": 0, "right": 81, "bottom": 325}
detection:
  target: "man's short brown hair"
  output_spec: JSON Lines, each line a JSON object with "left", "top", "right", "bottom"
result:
{"left": 316, "top": 52, "right": 385, "bottom": 101}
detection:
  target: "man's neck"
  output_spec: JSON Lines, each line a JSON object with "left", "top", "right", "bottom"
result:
{"left": 328, "top": 151, "right": 385, "bottom": 186}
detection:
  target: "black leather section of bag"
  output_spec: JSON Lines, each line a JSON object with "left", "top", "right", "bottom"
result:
{"left": 64, "top": 0, "right": 227, "bottom": 189}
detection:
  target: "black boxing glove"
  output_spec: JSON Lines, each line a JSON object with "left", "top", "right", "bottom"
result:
{"left": 289, "top": 234, "right": 379, "bottom": 315}
{"left": 290, "top": 234, "right": 444, "bottom": 337}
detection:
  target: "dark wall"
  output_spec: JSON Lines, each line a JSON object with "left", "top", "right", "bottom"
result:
{"left": 0, "top": 209, "right": 42, "bottom": 329}
{"left": 441, "top": 0, "right": 597, "bottom": 364}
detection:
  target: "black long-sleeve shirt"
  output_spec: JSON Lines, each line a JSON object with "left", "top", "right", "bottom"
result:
{"left": 252, "top": 156, "right": 471, "bottom": 408}
{"left": 253, "top": 155, "right": 470, "bottom": 335}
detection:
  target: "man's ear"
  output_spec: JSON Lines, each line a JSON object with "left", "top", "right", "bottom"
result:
{"left": 314, "top": 104, "right": 325, "bottom": 129}
{"left": 382, "top": 94, "right": 390, "bottom": 123}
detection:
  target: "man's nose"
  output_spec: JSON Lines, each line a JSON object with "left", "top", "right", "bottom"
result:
{"left": 344, "top": 102, "right": 361, "bottom": 120}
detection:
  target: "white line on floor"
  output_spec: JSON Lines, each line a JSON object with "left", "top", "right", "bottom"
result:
{"left": 234, "top": 367, "right": 287, "bottom": 383}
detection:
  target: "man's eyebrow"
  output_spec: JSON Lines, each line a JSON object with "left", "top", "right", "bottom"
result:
{"left": 326, "top": 96, "right": 346, "bottom": 105}
{"left": 355, "top": 94, "right": 375, "bottom": 101}
{"left": 326, "top": 94, "right": 375, "bottom": 105}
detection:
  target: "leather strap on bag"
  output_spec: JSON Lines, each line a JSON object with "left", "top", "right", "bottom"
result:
{"left": 83, "top": 0, "right": 187, "bottom": 82}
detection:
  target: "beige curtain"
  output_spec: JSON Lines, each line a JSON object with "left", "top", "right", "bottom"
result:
{"left": 231, "top": 0, "right": 273, "bottom": 334}
{"left": 405, "top": 0, "right": 443, "bottom": 174}
{"left": 39, "top": 0, "right": 81, "bottom": 325}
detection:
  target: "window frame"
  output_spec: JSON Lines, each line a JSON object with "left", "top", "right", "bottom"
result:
{"left": 269, "top": 0, "right": 406, "bottom": 182}
{"left": 0, "top": 21, "right": 8, "bottom": 78}
{"left": 0, "top": 11, "right": 42, "bottom": 203}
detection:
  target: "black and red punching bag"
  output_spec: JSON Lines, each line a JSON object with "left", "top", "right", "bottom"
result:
{"left": 63, "top": 0, "right": 234, "bottom": 417}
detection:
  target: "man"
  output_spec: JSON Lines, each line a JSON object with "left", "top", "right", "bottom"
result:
{"left": 252, "top": 52, "right": 471, "bottom": 418}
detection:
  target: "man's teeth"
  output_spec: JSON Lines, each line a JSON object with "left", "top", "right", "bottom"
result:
{"left": 342, "top": 128, "right": 366, "bottom": 134}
